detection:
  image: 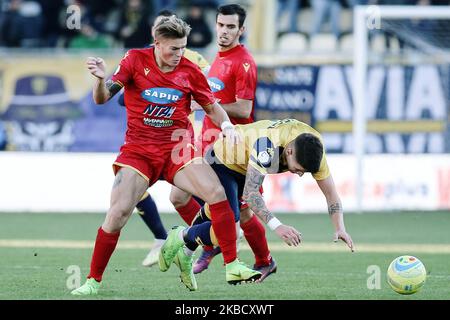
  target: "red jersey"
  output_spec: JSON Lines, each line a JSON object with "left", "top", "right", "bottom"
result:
{"left": 112, "top": 47, "right": 215, "bottom": 145}
{"left": 202, "top": 44, "right": 257, "bottom": 144}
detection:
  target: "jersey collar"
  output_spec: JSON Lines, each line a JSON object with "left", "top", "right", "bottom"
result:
{"left": 218, "top": 44, "right": 243, "bottom": 58}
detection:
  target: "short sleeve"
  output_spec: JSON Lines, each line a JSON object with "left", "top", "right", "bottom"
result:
{"left": 183, "top": 48, "right": 210, "bottom": 71}
{"left": 190, "top": 67, "right": 216, "bottom": 107}
{"left": 111, "top": 50, "right": 134, "bottom": 87}
{"left": 235, "top": 59, "right": 256, "bottom": 100}
{"left": 194, "top": 52, "right": 210, "bottom": 71}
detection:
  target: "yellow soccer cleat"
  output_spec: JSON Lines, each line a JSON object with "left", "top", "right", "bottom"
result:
{"left": 225, "top": 259, "right": 262, "bottom": 285}
{"left": 158, "top": 226, "right": 185, "bottom": 272}
{"left": 173, "top": 247, "right": 198, "bottom": 291}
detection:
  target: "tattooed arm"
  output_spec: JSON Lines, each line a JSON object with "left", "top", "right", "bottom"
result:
{"left": 242, "top": 165, "right": 271, "bottom": 223}
{"left": 243, "top": 165, "right": 302, "bottom": 246}
{"left": 86, "top": 57, "right": 122, "bottom": 104}
{"left": 316, "top": 175, "right": 355, "bottom": 251}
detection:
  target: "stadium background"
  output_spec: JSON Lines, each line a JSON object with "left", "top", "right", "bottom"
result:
{"left": 0, "top": 0, "right": 449, "bottom": 300}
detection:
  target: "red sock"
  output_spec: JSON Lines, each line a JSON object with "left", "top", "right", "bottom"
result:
{"left": 203, "top": 245, "right": 214, "bottom": 251}
{"left": 209, "top": 200, "right": 236, "bottom": 264}
{"left": 176, "top": 197, "right": 201, "bottom": 225}
{"left": 241, "top": 215, "right": 271, "bottom": 267}
{"left": 87, "top": 227, "right": 120, "bottom": 282}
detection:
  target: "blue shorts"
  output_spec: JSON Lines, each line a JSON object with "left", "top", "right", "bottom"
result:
{"left": 206, "top": 150, "right": 246, "bottom": 222}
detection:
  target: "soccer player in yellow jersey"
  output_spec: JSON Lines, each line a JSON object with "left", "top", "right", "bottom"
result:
{"left": 160, "top": 119, "right": 355, "bottom": 283}
{"left": 117, "top": 10, "right": 211, "bottom": 268}
{"left": 213, "top": 119, "right": 354, "bottom": 250}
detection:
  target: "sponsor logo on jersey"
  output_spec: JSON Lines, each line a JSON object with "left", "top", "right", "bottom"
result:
{"left": 141, "top": 88, "right": 183, "bottom": 104}
{"left": 243, "top": 62, "right": 250, "bottom": 72}
{"left": 143, "top": 105, "right": 176, "bottom": 118}
{"left": 257, "top": 151, "right": 271, "bottom": 166}
{"left": 143, "top": 118, "right": 174, "bottom": 128}
{"left": 144, "top": 68, "right": 150, "bottom": 76}
{"left": 253, "top": 138, "right": 275, "bottom": 168}
{"left": 207, "top": 77, "right": 225, "bottom": 93}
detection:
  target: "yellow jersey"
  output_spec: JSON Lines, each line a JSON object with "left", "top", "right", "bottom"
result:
{"left": 213, "top": 119, "right": 330, "bottom": 180}
{"left": 182, "top": 48, "right": 209, "bottom": 129}
{"left": 184, "top": 48, "right": 210, "bottom": 73}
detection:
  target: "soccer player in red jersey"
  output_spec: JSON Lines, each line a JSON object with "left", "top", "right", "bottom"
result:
{"left": 115, "top": 10, "right": 211, "bottom": 269}
{"left": 168, "top": 4, "right": 275, "bottom": 281}
{"left": 71, "top": 16, "right": 260, "bottom": 295}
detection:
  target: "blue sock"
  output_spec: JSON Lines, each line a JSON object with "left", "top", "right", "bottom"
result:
{"left": 193, "top": 195, "right": 205, "bottom": 207}
{"left": 137, "top": 195, "right": 167, "bottom": 240}
{"left": 191, "top": 206, "right": 210, "bottom": 225}
{"left": 184, "top": 222, "right": 213, "bottom": 249}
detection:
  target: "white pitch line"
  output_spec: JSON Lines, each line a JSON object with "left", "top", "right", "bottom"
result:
{"left": 1, "top": 239, "right": 450, "bottom": 253}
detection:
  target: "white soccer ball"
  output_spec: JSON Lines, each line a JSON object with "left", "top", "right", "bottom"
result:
{"left": 387, "top": 255, "right": 426, "bottom": 295}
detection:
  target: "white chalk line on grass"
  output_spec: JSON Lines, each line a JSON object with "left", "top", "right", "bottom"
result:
{"left": 5, "top": 265, "right": 450, "bottom": 280}
{"left": 1, "top": 239, "right": 450, "bottom": 253}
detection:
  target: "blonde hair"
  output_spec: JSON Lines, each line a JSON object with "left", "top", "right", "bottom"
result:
{"left": 154, "top": 15, "right": 191, "bottom": 40}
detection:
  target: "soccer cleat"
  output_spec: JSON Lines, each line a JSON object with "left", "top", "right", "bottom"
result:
{"left": 70, "top": 278, "right": 101, "bottom": 296}
{"left": 173, "top": 247, "right": 198, "bottom": 291}
{"left": 158, "top": 226, "right": 185, "bottom": 272}
{"left": 225, "top": 259, "right": 262, "bottom": 285}
{"left": 142, "top": 242, "right": 163, "bottom": 267}
{"left": 193, "top": 246, "right": 222, "bottom": 274}
{"left": 254, "top": 258, "right": 277, "bottom": 283}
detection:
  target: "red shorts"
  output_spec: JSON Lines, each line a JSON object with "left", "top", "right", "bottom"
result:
{"left": 113, "top": 139, "right": 203, "bottom": 186}
{"left": 199, "top": 127, "right": 221, "bottom": 157}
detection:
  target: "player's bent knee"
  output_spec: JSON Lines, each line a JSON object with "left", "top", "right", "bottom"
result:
{"left": 107, "top": 205, "right": 132, "bottom": 225}
{"left": 169, "top": 191, "right": 191, "bottom": 208}
{"left": 169, "top": 194, "right": 191, "bottom": 208}
{"left": 203, "top": 184, "right": 227, "bottom": 204}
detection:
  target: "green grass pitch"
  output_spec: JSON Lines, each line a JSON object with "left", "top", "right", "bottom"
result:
{"left": 0, "top": 211, "right": 449, "bottom": 300}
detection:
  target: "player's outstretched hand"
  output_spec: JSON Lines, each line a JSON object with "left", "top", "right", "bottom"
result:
{"left": 333, "top": 229, "right": 355, "bottom": 252}
{"left": 86, "top": 57, "right": 106, "bottom": 79}
{"left": 275, "top": 224, "right": 302, "bottom": 247}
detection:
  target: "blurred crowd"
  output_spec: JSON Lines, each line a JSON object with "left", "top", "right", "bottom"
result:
{"left": 1, "top": 0, "right": 450, "bottom": 50}
{"left": 0, "top": 0, "right": 222, "bottom": 49}
{"left": 278, "top": 0, "right": 450, "bottom": 39}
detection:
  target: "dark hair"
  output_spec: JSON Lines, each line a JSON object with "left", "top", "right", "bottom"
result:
{"left": 294, "top": 133, "right": 323, "bottom": 174}
{"left": 157, "top": 9, "right": 176, "bottom": 18}
{"left": 216, "top": 4, "right": 246, "bottom": 28}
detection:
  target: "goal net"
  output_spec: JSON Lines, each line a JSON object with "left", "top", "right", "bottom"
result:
{"left": 353, "top": 5, "right": 450, "bottom": 211}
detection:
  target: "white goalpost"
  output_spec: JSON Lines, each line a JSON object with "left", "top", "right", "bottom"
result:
{"left": 353, "top": 5, "right": 450, "bottom": 212}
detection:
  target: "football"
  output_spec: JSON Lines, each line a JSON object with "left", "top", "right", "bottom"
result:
{"left": 387, "top": 255, "right": 427, "bottom": 295}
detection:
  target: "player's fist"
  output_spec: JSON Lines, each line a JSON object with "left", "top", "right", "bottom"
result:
{"left": 275, "top": 224, "right": 302, "bottom": 247}
{"left": 86, "top": 57, "right": 106, "bottom": 79}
